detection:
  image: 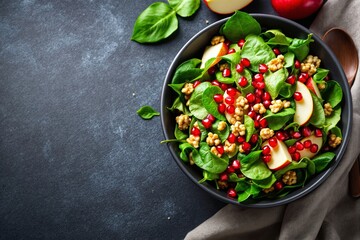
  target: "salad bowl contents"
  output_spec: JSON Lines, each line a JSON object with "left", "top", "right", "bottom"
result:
{"left": 161, "top": 12, "right": 352, "bottom": 207}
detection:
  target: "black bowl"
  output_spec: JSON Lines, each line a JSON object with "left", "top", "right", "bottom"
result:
{"left": 161, "top": 14, "right": 352, "bottom": 207}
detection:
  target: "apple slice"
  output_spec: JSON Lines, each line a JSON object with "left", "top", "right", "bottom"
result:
{"left": 306, "top": 77, "right": 322, "bottom": 99}
{"left": 298, "top": 134, "right": 323, "bottom": 159}
{"left": 204, "top": 0, "right": 254, "bottom": 15}
{"left": 200, "top": 42, "right": 228, "bottom": 69}
{"left": 263, "top": 139, "right": 292, "bottom": 170}
{"left": 294, "top": 81, "right": 314, "bottom": 126}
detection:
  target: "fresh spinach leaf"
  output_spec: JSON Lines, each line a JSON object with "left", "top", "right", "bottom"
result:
{"left": 288, "top": 34, "right": 313, "bottom": 62}
{"left": 264, "top": 67, "right": 287, "bottom": 99}
{"left": 244, "top": 115, "right": 255, "bottom": 142}
{"left": 167, "top": 96, "right": 190, "bottom": 115}
{"left": 168, "top": 83, "right": 185, "bottom": 95}
{"left": 189, "top": 82, "right": 211, "bottom": 119}
{"left": 178, "top": 142, "right": 194, "bottom": 162}
{"left": 168, "top": 0, "right": 200, "bottom": 17}
{"left": 252, "top": 174, "right": 277, "bottom": 189}
{"left": 202, "top": 86, "right": 226, "bottom": 121}
{"left": 312, "top": 152, "right": 336, "bottom": 173}
{"left": 309, "top": 92, "right": 326, "bottom": 128}
{"left": 321, "top": 80, "right": 343, "bottom": 108}
{"left": 263, "top": 108, "right": 295, "bottom": 130}
{"left": 172, "top": 58, "right": 202, "bottom": 84}
{"left": 199, "top": 170, "right": 219, "bottom": 183}
{"left": 331, "top": 126, "right": 342, "bottom": 138}
{"left": 137, "top": 105, "right": 160, "bottom": 119}
{"left": 279, "top": 82, "right": 296, "bottom": 98}
{"left": 211, "top": 120, "right": 230, "bottom": 142}
{"left": 283, "top": 52, "right": 295, "bottom": 68}
{"left": 324, "top": 105, "right": 341, "bottom": 133}
{"left": 175, "top": 124, "right": 188, "bottom": 140}
{"left": 237, "top": 184, "right": 261, "bottom": 202}
{"left": 240, "top": 150, "right": 272, "bottom": 180}
{"left": 313, "top": 68, "right": 329, "bottom": 83}
{"left": 263, "top": 29, "right": 292, "bottom": 46}
{"left": 274, "top": 160, "right": 307, "bottom": 179}
{"left": 197, "top": 142, "right": 229, "bottom": 173}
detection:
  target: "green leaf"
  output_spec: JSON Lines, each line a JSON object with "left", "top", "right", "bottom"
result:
{"left": 324, "top": 105, "right": 341, "bottom": 133}
{"left": 283, "top": 52, "right": 295, "bottom": 68}
{"left": 309, "top": 92, "right": 326, "bottom": 128}
{"left": 279, "top": 82, "right": 296, "bottom": 98}
{"left": 168, "top": 0, "right": 200, "bottom": 17}
{"left": 137, "top": 105, "right": 160, "bottom": 119}
{"left": 196, "top": 142, "right": 229, "bottom": 173}
{"left": 174, "top": 124, "right": 188, "bottom": 140}
{"left": 288, "top": 34, "right": 313, "bottom": 62}
{"left": 240, "top": 150, "right": 272, "bottom": 180}
{"left": 189, "top": 82, "right": 211, "bottom": 119}
{"left": 263, "top": 29, "right": 292, "bottom": 46}
{"left": 172, "top": 58, "right": 202, "bottom": 84}
{"left": 211, "top": 120, "right": 230, "bottom": 142}
{"left": 264, "top": 68, "right": 287, "bottom": 99}
{"left": 202, "top": 86, "right": 226, "bottom": 121}
{"left": 331, "top": 126, "right": 342, "bottom": 138}
{"left": 321, "top": 80, "right": 343, "bottom": 108}
{"left": 274, "top": 160, "right": 307, "bottom": 179}
{"left": 263, "top": 108, "right": 295, "bottom": 131}
{"left": 244, "top": 115, "right": 255, "bottom": 142}
{"left": 199, "top": 170, "right": 219, "bottom": 183}
{"left": 252, "top": 174, "right": 277, "bottom": 189}
{"left": 313, "top": 68, "right": 329, "bottom": 83}
{"left": 178, "top": 142, "right": 194, "bottom": 162}
{"left": 221, "top": 11, "right": 261, "bottom": 43}
{"left": 168, "top": 83, "right": 185, "bottom": 95}
{"left": 312, "top": 152, "right": 336, "bottom": 173}
{"left": 131, "top": 2, "right": 178, "bottom": 43}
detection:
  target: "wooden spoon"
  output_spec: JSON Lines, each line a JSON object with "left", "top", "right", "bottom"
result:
{"left": 322, "top": 28, "right": 360, "bottom": 198}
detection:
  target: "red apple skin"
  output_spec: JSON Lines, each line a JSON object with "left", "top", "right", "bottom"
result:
{"left": 271, "top": 0, "right": 323, "bottom": 20}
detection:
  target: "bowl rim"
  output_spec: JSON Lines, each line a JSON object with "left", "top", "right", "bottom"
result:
{"left": 161, "top": 13, "right": 353, "bottom": 207}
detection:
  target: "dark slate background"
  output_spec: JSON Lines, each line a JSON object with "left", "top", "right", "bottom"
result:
{"left": 0, "top": 1, "right": 315, "bottom": 239}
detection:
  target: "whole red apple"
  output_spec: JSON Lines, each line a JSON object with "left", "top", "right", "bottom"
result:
{"left": 271, "top": 0, "right": 323, "bottom": 20}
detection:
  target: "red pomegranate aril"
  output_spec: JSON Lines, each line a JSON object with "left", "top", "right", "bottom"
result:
{"left": 202, "top": 118, "right": 212, "bottom": 129}
{"left": 225, "top": 96, "right": 235, "bottom": 105}
{"left": 315, "top": 129, "right": 323, "bottom": 137}
{"left": 259, "top": 63, "right": 268, "bottom": 73}
{"left": 262, "top": 155, "right": 272, "bottom": 163}
{"left": 291, "top": 152, "right": 301, "bottom": 161}
{"left": 247, "top": 110, "right": 256, "bottom": 119}
{"left": 218, "top": 103, "right": 226, "bottom": 114}
{"left": 286, "top": 75, "right": 296, "bottom": 85}
{"left": 238, "top": 76, "right": 248, "bottom": 87}
{"left": 228, "top": 48, "right": 236, "bottom": 54}
{"left": 303, "top": 140, "right": 312, "bottom": 148}
{"left": 241, "top": 58, "right": 251, "bottom": 67}
{"left": 223, "top": 68, "right": 231, "bottom": 77}
{"left": 259, "top": 118, "right": 268, "bottom": 128}
{"left": 255, "top": 96, "right": 262, "bottom": 103}
{"left": 253, "top": 73, "right": 264, "bottom": 82}
{"left": 193, "top": 80, "right": 201, "bottom": 88}
{"left": 269, "top": 137, "right": 278, "bottom": 148}
{"left": 262, "top": 92, "right": 271, "bottom": 101}
{"left": 250, "top": 134, "right": 259, "bottom": 144}
{"left": 227, "top": 165, "right": 235, "bottom": 173}
{"left": 237, "top": 136, "right": 246, "bottom": 144}
{"left": 236, "top": 63, "right": 244, "bottom": 73}
{"left": 237, "top": 39, "right": 245, "bottom": 48}
{"left": 263, "top": 100, "right": 271, "bottom": 108}
{"left": 276, "top": 131, "right": 286, "bottom": 141}
{"left": 288, "top": 145, "right": 296, "bottom": 154}
{"left": 262, "top": 145, "right": 271, "bottom": 155}
{"left": 255, "top": 88, "right": 263, "bottom": 97}
{"left": 224, "top": 40, "right": 231, "bottom": 46}
{"left": 211, "top": 80, "right": 221, "bottom": 87}
{"left": 301, "top": 126, "right": 312, "bottom": 137}
{"left": 226, "top": 88, "right": 238, "bottom": 97}
{"left": 227, "top": 188, "right": 237, "bottom": 198}
{"left": 275, "top": 181, "right": 284, "bottom": 191}
{"left": 216, "top": 145, "right": 224, "bottom": 155}
{"left": 255, "top": 114, "right": 261, "bottom": 121}
{"left": 273, "top": 48, "right": 281, "bottom": 55}
{"left": 213, "top": 94, "right": 223, "bottom": 103}
{"left": 246, "top": 93, "right": 256, "bottom": 103}
{"left": 294, "top": 60, "right": 301, "bottom": 69}
{"left": 298, "top": 73, "right": 309, "bottom": 83}
{"left": 191, "top": 127, "right": 201, "bottom": 136}
{"left": 310, "top": 144, "right": 319, "bottom": 153}
{"left": 254, "top": 120, "right": 260, "bottom": 129}
{"left": 255, "top": 81, "right": 265, "bottom": 89}
{"left": 221, "top": 83, "right": 230, "bottom": 91}
{"left": 292, "top": 131, "right": 302, "bottom": 139}
{"left": 207, "top": 114, "right": 216, "bottom": 123}
{"left": 208, "top": 66, "right": 216, "bottom": 75}
{"left": 295, "top": 141, "right": 304, "bottom": 151}
{"left": 228, "top": 133, "right": 236, "bottom": 143}
{"left": 232, "top": 160, "right": 241, "bottom": 170}
{"left": 227, "top": 105, "right": 235, "bottom": 114}
{"left": 293, "top": 92, "right": 303, "bottom": 101}
{"left": 220, "top": 172, "right": 228, "bottom": 181}
{"left": 242, "top": 142, "right": 252, "bottom": 152}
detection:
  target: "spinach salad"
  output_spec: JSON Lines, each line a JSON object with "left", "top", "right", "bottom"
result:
{"left": 166, "top": 12, "right": 343, "bottom": 202}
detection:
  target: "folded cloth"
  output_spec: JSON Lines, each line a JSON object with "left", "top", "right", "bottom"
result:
{"left": 185, "top": 0, "right": 360, "bottom": 239}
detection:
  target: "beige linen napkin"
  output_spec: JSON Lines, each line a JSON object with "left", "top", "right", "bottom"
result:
{"left": 185, "top": 0, "right": 360, "bottom": 239}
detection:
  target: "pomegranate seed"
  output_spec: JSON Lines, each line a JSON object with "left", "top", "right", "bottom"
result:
{"left": 303, "top": 140, "right": 312, "bottom": 148}
{"left": 295, "top": 141, "right": 304, "bottom": 150}
{"left": 254, "top": 120, "right": 260, "bottom": 128}
{"left": 255, "top": 97, "right": 262, "bottom": 103}
{"left": 301, "top": 126, "right": 312, "bottom": 137}
{"left": 259, "top": 118, "right": 268, "bottom": 128}
{"left": 292, "top": 131, "right": 302, "bottom": 139}
{"left": 263, "top": 100, "right": 271, "bottom": 108}
{"left": 253, "top": 73, "right": 264, "bottom": 82}
{"left": 236, "top": 63, "right": 244, "bottom": 73}
{"left": 211, "top": 80, "right": 221, "bottom": 87}
{"left": 262, "top": 145, "right": 271, "bottom": 155}
{"left": 202, "top": 118, "right": 212, "bottom": 129}
{"left": 246, "top": 93, "right": 256, "bottom": 103}
{"left": 255, "top": 81, "right": 265, "bottom": 89}
{"left": 262, "top": 92, "right": 271, "bottom": 101}
{"left": 207, "top": 114, "right": 215, "bottom": 123}
{"left": 242, "top": 142, "right": 252, "bottom": 152}
{"left": 223, "top": 68, "right": 231, "bottom": 77}
{"left": 276, "top": 131, "right": 286, "bottom": 141}
{"left": 227, "top": 188, "right": 237, "bottom": 198}
{"left": 255, "top": 88, "right": 263, "bottom": 97}
{"left": 226, "top": 88, "right": 237, "bottom": 97}
{"left": 238, "top": 76, "right": 248, "bottom": 87}
{"left": 193, "top": 80, "right": 201, "bottom": 88}
{"left": 227, "top": 165, "right": 235, "bottom": 173}
{"left": 221, "top": 83, "right": 230, "bottom": 91}
{"left": 293, "top": 92, "right": 303, "bottom": 101}
{"left": 220, "top": 172, "right": 228, "bottom": 181}
{"left": 250, "top": 134, "right": 258, "bottom": 144}
{"left": 218, "top": 103, "right": 226, "bottom": 113}
{"left": 224, "top": 40, "right": 231, "bottom": 46}
{"left": 226, "top": 105, "right": 235, "bottom": 114}
{"left": 213, "top": 94, "right": 223, "bottom": 103}
{"left": 273, "top": 48, "right": 281, "bottom": 55}
{"left": 315, "top": 129, "right": 323, "bottom": 137}
{"left": 227, "top": 133, "right": 236, "bottom": 143}
{"left": 310, "top": 144, "right": 319, "bottom": 153}
{"left": 298, "top": 73, "right": 309, "bottom": 83}
{"left": 208, "top": 66, "right": 216, "bottom": 75}
{"left": 232, "top": 160, "right": 241, "bottom": 170}
{"left": 247, "top": 110, "right": 256, "bottom": 119}
{"left": 259, "top": 64, "right": 268, "bottom": 73}
{"left": 241, "top": 58, "right": 251, "bottom": 67}
{"left": 288, "top": 145, "right": 296, "bottom": 154}
{"left": 269, "top": 137, "right": 278, "bottom": 148}
{"left": 262, "top": 155, "right": 272, "bottom": 163}
{"left": 237, "top": 136, "right": 245, "bottom": 144}
{"left": 228, "top": 48, "right": 236, "bottom": 54}
{"left": 216, "top": 145, "right": 224, "bottom": 155}
{"left": 225, "top": 96, "right": 235, "bottom": 104}
{"left": 291, "top": 152, "right": 301, "bottom": 161}
{"left": 237, "top": 39, "right": 245, "bottom": 48}
{"left": 286, "top": 75, "right": 296, "bottom": 85}
{"left": 294, "top": 60, "right": 301, "bottom": 69}
{"left": 191, "top": 127, "right": 201, "bottom": 136}
{"left": 275, "top": 181, "right": 284, "bottom": 190}
{"left": 255, "top": 114, "right": 261, "bottom": 121}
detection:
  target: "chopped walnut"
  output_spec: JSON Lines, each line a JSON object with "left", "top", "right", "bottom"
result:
{"left": 301, "top": 55, "right": 321, "bottom": 76}
{"left": 217, "top": 180, "right": 228, "bottom": 189}
{"left": 318, "top": 82, "right": 326, "bottom": 90}
{"left": 219, "top": 63, "right": 230, "bottom": 71}
{"left": 181, "top": 83, "right": 194, "bottom": 96}
{"left": 186, "top": 134, "right": 200, "bottom": 148}
{"left": 231, "top": 121, "right": 246, "bottom": 137}
{"left": 263, "top": 186, "right": 275, "bottom": 194}
{"left": 217, "top": 121, "right": 227, "bottom": 131}
{"left": 211, "top": 146, "right": 222, "bottom": 157}
{"left": 224, "top": 140, "right": 236, "bottom": 154}
{"left": 282, "top": 170, "right": 297, "bottom": 185}
{"left": 267, "top": 54, "right": 285, "bottom": 72}
{"left": 235, "top": 96, "right": 249, "bottom": 109}
{"left": 253, "top": 103, "right": 266, "bottom": 114}
{"left": 238, "top": 144, "right": 246, "bottom": 153}
{"left": 269, "top": 99, "right": 284, "bottom": 113}
{"left": 324, "top": 102, "right": 333, "bottom": 116}
{"left": 176, "top": 114, "right": 191, "bottom": 130}
{"left": 211, "top": 35, "right": 225, "bottom": 46}
{"left": 260, "top": 128, "right": 274, "bottom": 140}
{"left": 283, "top": 100, "right": 291, "bottom": 108}
{"left": 206, "top": 132, "right": 221, "bottom": 146}
{"left": 328, "top": 133, "right": 342, "bottom": 148}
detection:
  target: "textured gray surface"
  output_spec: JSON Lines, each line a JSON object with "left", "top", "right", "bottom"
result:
{"left": 0, "top": 0, "right": 311, "bottom": 239}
